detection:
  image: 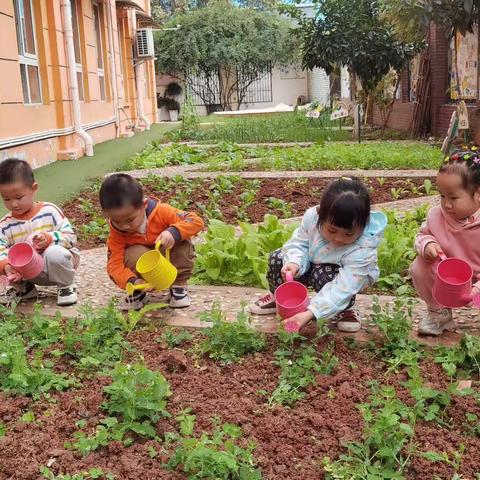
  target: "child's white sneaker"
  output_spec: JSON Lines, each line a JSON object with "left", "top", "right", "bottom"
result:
{"left": 335, "top": 309, "right": 362, "bottom": 332}
{"left": 57, "top": 285, "right": 78, "bottom": 306}
{"left": 418, "top": 308, "right": 455, "bottom": 336}
{"left": 249, "top": 292, "right": 277, "bottom": 315}
{"left": 169, "top": 287, "right": 191, "bottom": 308}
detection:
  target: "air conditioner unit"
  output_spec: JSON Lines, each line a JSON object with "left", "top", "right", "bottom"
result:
{"left": 135, "top": 28, "right": 154, "bottom": 58}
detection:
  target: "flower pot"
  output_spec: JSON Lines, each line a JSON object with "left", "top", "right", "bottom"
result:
{"left": 169, "top": 110, "right": 179, "bottom": 122}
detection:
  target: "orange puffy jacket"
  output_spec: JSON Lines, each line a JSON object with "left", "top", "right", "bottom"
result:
{"left": 106, "top": 198, "right": 204, "bottom": 289}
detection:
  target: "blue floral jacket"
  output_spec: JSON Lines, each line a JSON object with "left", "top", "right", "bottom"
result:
{"left": 281, "top": 207, "right": 387, "bottom": 320}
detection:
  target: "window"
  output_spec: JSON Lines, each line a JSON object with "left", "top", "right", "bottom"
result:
{"left": 93, "top": 3, "right": 106, "bottom": 101}
{"left": 71, "top": 0, "right": 84, "bottom": 101}
{"left": 14, "top": 0, "right": 42, "bottom": 104}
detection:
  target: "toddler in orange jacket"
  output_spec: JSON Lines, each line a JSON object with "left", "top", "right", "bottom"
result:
{"left": 100, "top": 173, "right": 204, "bottom": 310}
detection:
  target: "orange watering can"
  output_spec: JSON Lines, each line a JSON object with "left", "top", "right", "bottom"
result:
{"left": 433, "top": 252, "right": 480, "bottom": 308}
{"left": 125, "top": 242, "right": 177, "bottom": 296}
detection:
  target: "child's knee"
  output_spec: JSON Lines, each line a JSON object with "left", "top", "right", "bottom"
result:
{"left": 124, "top": 245, "right": 151, "bottom": 270}
{"left": 44, "top": 245, "right": 73, "bottom": 267}
{"left": 410, "top": 256, "right": 435, "bottom": 283}
{"left": 170, "top": 240, "right": 195, "bottom": 279}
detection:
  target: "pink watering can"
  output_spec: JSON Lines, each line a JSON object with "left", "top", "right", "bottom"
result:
{"left": 432, "top": 252, "right": 480, "bottom": 308}
{"left": 7, "top": 242, "right": 44, "bottom": 280}
{"left": 274, "top": 272, "right": 310, "bottom": 332}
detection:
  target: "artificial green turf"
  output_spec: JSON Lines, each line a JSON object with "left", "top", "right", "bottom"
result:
{"left": 0, "top": 124, "right": 175, "bottom": 216}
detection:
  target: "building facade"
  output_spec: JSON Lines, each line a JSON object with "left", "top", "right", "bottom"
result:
{"left": 371, "top": 23, "right": 480, "bottom": 143}
{"left": 0, "top": 0, "right": 158, "bottom": 168}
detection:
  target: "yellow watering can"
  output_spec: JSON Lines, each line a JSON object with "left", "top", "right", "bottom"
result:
{"left": 125, "top": 241, "right": 177, "bottom": 296}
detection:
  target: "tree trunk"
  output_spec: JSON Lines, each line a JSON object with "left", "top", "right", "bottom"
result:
{"left": 364, "top": 90, "right": 374, "bottom": 125}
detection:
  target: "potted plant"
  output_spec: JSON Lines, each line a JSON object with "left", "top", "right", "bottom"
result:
{"left": 165, "top": 97, "right": 181, "bottom": 122}
{"left": 165, "top": 81, "right": 183, "bottom": 97}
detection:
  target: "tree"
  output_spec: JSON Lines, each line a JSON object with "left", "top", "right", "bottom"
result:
{"left": 154, "top": 2, "right": 298, "bottom": 111}
{"left": 381, "top": 0, "right": 480, "bottom": 39}
{"left": 289, "top": 0, "right": 419, "bottom": 122}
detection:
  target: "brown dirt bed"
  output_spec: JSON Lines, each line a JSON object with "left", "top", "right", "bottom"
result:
{"left": 0, "top": 332, "right": 479, "bottom": 479}
{"left": 62, "top": 176, "right": 435, "bottom": 250}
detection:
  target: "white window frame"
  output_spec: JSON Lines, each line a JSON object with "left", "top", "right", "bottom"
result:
{"left": 14, "top": 0, "right": 42, "bottom": 105}
{"left": 93, "top": 2, "right": 106, "bottom": 101}
{"left": 71, "top": 0, "right": 84, "bottom": 101}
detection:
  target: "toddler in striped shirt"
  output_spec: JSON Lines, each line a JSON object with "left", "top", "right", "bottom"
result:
{"left": 0, "top": 158, "right": 79, "bottom": 306}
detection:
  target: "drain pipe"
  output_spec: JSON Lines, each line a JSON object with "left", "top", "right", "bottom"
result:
{"left": 61, "top": 0, "right": 93, "bottom": 156}
{"left": 132, "top": 9, "right": 151, "bottom": 131}
{"left": 105, "top": 1, "right": 120, "bottom": 136}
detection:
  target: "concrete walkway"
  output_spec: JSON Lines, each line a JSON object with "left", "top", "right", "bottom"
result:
{"left": 123, "top": 166, "right": 438, "bottom": 181}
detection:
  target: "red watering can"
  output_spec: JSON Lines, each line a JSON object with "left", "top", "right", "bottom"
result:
{"left": 432, "top": 252, "right": 480, "bottom": 308}
{"left": 7, "top": 242, "right": 44, "bottom": 280}
{"left": 275, "top": 272, "right": 310, "bottom": 331}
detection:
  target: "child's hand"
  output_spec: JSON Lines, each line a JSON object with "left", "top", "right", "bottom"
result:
{"left": 424, "top": 242, "right": 442, "bottom": 262}
{"left": 134, "top": 278, "right": 154, "bottom": 293}
{"left": 281, "top": 262, "right": 300, "bottom": 281}
{"left": 4, "top": 264, "right": 22, "bottom": 283}
{"left": 32, "top": 233, "right": 49, "bottom": 252}
{"left": 284, "top": 310, "right": 315, "bottom": 333}
{"left": 156, "top": 230, "right": 175, "bottom": 249}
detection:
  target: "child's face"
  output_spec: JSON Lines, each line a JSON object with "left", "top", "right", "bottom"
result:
{"left": 437, "top": 172, "right": 480, "bottom": 220}
{"left": 105, "top": 202, "right": 147, "bottom": 233}
{"left": 321, "top": 220, "right": 362, "bottom": 247}
{"left": 0, "top": 181, "right": 37, "bottom": 215}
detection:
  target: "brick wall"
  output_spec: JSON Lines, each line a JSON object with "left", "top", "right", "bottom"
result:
{"left": 371, "top": 23, "right": 480, "bottom": 144}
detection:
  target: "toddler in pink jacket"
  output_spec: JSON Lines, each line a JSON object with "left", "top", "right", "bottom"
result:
{"left": 411, "top": 149, "right": 480, "bottom": 335}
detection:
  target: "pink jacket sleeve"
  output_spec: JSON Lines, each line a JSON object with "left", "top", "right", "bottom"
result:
{"left": 414, "top": 214, "right": 438, "bottom": 258}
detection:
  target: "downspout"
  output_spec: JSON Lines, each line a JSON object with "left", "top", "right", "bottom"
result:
{"left": 132, "top": 9, "right": 151, "bottom": 130}
{"left": 61, "top": 0, "right": 94, "bottom": 156}
{"left": 105, "top": 0, "right": 120, "bottom": 136}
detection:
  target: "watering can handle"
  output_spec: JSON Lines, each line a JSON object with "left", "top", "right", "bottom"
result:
{"left": 438, "top": 251, "right": 447, "bottom": 261}
{"left": 155, "top": 241, "right": 171, "bottom": 262}
{"left": 285, "top": 272, "right": 294, "bottom": 282}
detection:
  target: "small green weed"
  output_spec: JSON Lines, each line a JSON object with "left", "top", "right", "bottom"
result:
{"left": 159, "top": 328, "right": 193, "bottom": 348}
{"left": 40, "top": 466, "right": 114, "bottom": 480}
{"left": 166, "top": 412, "right": 262, "bottom": 480}
{"left": 199, "top": 302, "right": 266, "bottom": 364}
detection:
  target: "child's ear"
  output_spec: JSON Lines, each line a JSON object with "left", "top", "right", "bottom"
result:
{"left": 32, "top": 182, "right": 38, "bottom": 194}
{"left": 475, "top": 188, "right": 480, "bottom": 204}
{"left": 143, "top": 197, "right": 148, "bottom": 208}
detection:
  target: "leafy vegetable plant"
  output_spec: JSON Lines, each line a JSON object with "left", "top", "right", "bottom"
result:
{"left": 199, "top": 302, "right": 266, "bottom": 364}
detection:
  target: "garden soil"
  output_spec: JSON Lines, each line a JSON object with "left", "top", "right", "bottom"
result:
{"left": 63, "top": 176, "right": 435, "bottom": 250}
{"left": 1, "top": 335, "right": 479, "bottom": 479}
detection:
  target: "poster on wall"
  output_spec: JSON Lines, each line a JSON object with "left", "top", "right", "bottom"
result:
{"left": 279, "top": 64, "right": 305, "bottom": 80}
{"left": 449, "top": 23, "right": 478, "bottom": 100}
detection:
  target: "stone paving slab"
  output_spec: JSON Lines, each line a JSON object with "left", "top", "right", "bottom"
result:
{"left": 124, "top": 167, "right": 438, "bottom": 181}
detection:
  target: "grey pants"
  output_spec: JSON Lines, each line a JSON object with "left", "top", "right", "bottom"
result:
{"left": 19, "top": 245, "right": 76, "bottom": 288}
{"left": 267, "top": 248, "right": 355, "bottom": 309}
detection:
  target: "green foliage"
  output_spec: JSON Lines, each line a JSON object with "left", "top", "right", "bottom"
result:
{"left": 269, "top": 333, "right": 337, "bottom": 406}
{"left": 0, "top": 334, "right": 75, "bottom": 398}
{"left": 103, "top": 363, "right": 171, "bottom": 437}
{"left": 199, "top": 302, "right": 266, "bottom": 364}
{"left": 167, "top": 413, "right": 262, "bottom": 480}
{"left": 323, "top": 385, "right": 416, "bottom": 479}
{"left": 291, "top": 0, "right": 420, "bottom": 96}
{"left": 155, "top": 3, "right": 297, "bottom": 110}
{"left": 252, "top": 142, "right": 442, "bottom": 171}
{"left": 194, "top": 214, "right": 296, "bottom": 288}
{"left": 0, "top": 422, "right": 5, "bottom": 438}
{"left": 70, "top": 363, "right": 171, "bottom": 455}
{"left": 63, "top": 303, "right": 131, "bottom": 371}
{"left": 377, "top": 207, "right": 427, "bottom": 293}
{"left": 183, "top": 111, "right": 350, "bottom": 144}
{"left": 434, "top": 333, "right": 480, "bottom": 378}
{"left": 159, "top": 328, "right": 193, "bottom": 348}
{"left": 180, "top": 91, "right": 200, "bottom": 138}
{"left": 40, "top": 466, "right": 114, "bottom": 480}
{"left": 78, "top": 197, "right": 109, "bottom": 242}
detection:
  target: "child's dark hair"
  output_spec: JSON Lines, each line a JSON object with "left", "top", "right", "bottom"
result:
{"left": 439, "top": 149, "right": 480, "bottom": 195}
{"left": 317, "top": 178, "right": 370, "bottom": 231}
{"left": 99, "top": 173, "right": 144, "bottom": 210}
{"left": 0, "top": 158, "right": 35, "bottom": 186}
